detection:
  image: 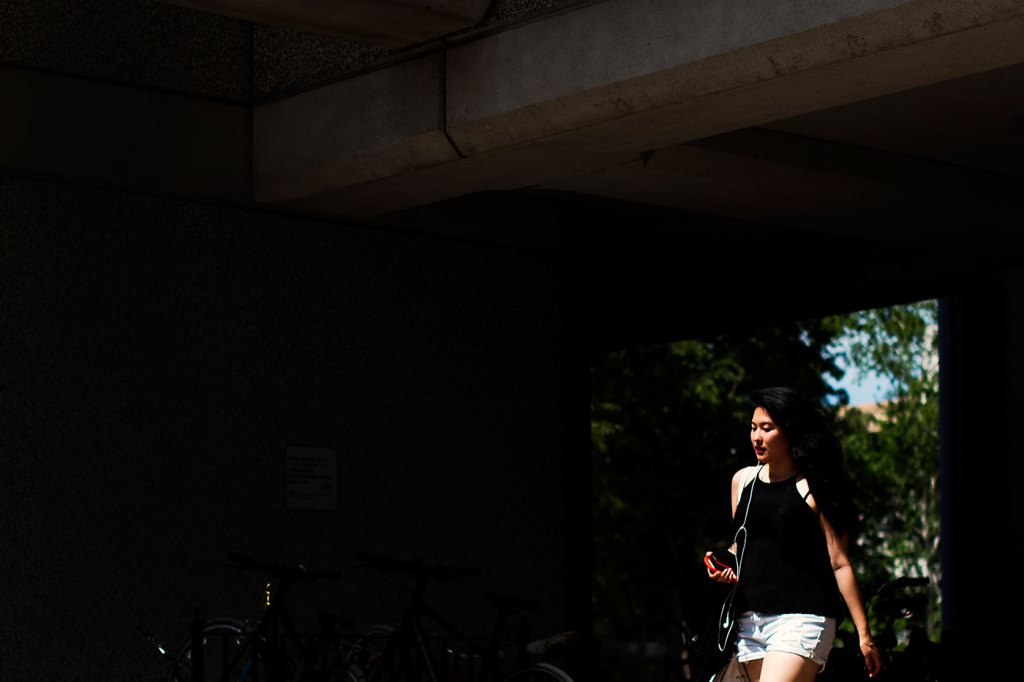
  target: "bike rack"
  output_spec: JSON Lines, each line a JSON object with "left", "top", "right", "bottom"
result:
{"left": 191, "top": 609, "right": 204, "bottom": 682}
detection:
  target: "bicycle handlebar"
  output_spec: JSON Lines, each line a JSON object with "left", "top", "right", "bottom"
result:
{"left": 525, "top": 630, "right": 579, "bottom": 655}
{"left": 224, "top": 551, "right": 341, "bottom": 582}
{"left": 354, "top": 552, "right": 483, "bottom": 582}
{"left": 875, "top": 576, "right": 930, "bottom": 596}
{"left": 485, "top": 591, "right": 539, "bottom": 614}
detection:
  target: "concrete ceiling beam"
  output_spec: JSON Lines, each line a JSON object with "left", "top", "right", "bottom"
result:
{"left": 254, "top": 54, "right": 460, "bottom": 206}
{"left": 157, "top": 0, "right": 493, "bottom": 46}
{"left": 548, "top": 128, "right": 1024, "bottom": 257}
{"left": 252, "top": 0, "right": 1024, "bottom": 217}
{"left": 445, "top": 0, "right": 1024, "bottom": 156}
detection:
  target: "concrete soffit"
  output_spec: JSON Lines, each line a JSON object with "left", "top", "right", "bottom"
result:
{"left": 252, "top": 0, "right": 1024, "bottom": 219}
{"left": 550, "top": 127, "right": 1024, "bottom": 253}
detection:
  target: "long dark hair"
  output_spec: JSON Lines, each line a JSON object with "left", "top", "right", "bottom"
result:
{"left": 750, "top": 386, "right": 860, "bottom": 540}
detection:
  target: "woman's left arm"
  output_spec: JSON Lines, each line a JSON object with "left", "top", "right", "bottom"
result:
{"left": 815, "top": 501, "right": 883, "bottom": 678}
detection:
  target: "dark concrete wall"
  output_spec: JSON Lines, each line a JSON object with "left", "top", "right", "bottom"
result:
{"left": 0, "top": 176, "right": 568, "bottom": 679}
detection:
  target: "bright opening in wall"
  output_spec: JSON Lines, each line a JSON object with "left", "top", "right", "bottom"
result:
{"left": 591, "top": 298, "right": 940, "bottom": 682}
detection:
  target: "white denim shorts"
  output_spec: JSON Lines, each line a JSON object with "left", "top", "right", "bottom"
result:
{"left": 735, "top": 611, "right": 837, "bottom": 670}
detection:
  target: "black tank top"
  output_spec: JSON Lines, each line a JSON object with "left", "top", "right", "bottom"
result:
{"left": 733, "top": 470, "right": 843, "bottom": 618}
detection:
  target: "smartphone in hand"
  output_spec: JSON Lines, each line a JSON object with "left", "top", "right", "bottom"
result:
{"left": 704, "top": 549, "right": 737, "bottom": 581}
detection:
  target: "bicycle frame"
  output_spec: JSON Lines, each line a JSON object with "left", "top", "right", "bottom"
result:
{"left": 367, "top": 575, "right": 512, "bottom": 682}
{"left": 234, "top": 573, "right": 339, "bottom": 682}
{"left": 354, "top": 553, "right": 573, "bottom": 682}
{"left": 180, "top": 577, "right": 291, "bottom": 682}
{"left": 185, "top": 571, "right": 333, "bottom": 682}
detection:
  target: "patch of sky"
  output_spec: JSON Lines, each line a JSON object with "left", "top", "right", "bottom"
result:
{"left": 823, "top": 331, "right": 895, "bottom": 407}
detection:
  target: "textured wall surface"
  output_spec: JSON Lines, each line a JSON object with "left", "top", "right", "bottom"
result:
{"left": 252, "top": 24, "right": 389, "bottom": 99}
{"left": 0, "top": 176, "right": 567, "bottom": 680}
{"left": 0, "top": 0, "right": 252, "bottom": 100}
{"left": 252, "top": 0, "right": 593, "bottom": 99}
{"left": 0, "top": 0, "right": 596, "bottom": 102}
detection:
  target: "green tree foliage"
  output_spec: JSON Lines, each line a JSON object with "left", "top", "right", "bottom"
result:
{"left": 826, "top": 301, "right": 940, "bottom": 639}
{"left": 592, "top": 300, "right": 939, "bottom": 679}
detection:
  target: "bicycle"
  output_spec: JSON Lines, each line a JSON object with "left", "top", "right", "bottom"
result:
{"left": 167, "top": 552, "right": 366, "bottom": 682}
{"left": 820, "top": 576, "right": 938, "bottom": 682}
{"left": 352, "top": 553, "right": 577, "bottom": 682}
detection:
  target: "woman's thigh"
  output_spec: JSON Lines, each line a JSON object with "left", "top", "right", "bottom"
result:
{"left": 744, "top": 651, "right": 819, "bottom": 682}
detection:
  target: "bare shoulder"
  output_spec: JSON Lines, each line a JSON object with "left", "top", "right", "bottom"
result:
{"left": 795, "top": 475, "right": 818, "bottom": 512}
{"left": 730, "top": 466, "right": 756, "bottom": 517}
{"left": 732, "top": 465, "right": 757, "bottom": 489}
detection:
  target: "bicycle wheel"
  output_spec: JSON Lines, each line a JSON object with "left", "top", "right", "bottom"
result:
{"left": 168, "top": 618, "right": 250, "bottom": 682}
{"left": 357, "top": 624, "right": 437, "bottom": 682}
{"left": 303, "top": 629, "right": 369, "bottom": 682}
{"left": 502, "top": 663, "right": 575, "bottom": 682}
{"left": 322, "top": 662, "right": 368, "bottom": 682}
{"left": 351, "top": 625, "right": 394, "bottom": 679}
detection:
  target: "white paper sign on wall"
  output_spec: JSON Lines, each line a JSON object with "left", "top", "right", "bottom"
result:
{"left": 286, "top": 446, "right": 338, "bottom": 511}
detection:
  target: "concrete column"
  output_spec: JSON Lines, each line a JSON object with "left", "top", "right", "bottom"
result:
{"left": 939, "top": 267, "right": 1023, "bottom": 674}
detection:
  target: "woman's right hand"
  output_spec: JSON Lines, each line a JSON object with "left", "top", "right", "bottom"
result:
{"left": 705, "top": 552, "right": 738, "bottom": 583}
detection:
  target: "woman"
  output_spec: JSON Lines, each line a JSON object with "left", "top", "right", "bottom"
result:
{"left": 705, "top": 386, "right": 883, "bottom": 682}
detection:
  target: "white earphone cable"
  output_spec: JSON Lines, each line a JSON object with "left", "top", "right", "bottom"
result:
{"left": 718, "top": 464, "right": 763, "bottom": 652}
